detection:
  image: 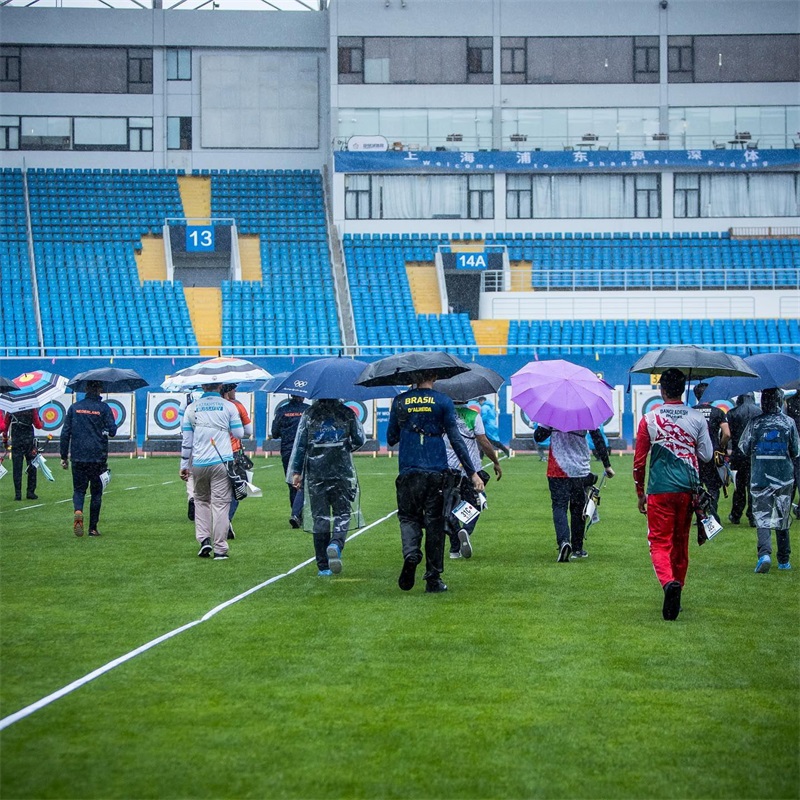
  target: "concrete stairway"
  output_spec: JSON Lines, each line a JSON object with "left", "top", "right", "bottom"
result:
{"left": 511, "top": 260, "right": 533, "bottom": 291}
{"left": 177, "top": 175, "right": 211, "bottom": 220}
{"left": 135, "top": 235, "right": 168, "bottom": 282}
{"left": 406, "top": 263, "right": 442, "bottom": 314}
{"left": 184, "top": 287, "right": 221, "bottom": 356}
{"left": 471, "top": 318, "right": 509, "bottom": 355}
{"left": 238, "top": 236, "right": 263, "bottom": 281}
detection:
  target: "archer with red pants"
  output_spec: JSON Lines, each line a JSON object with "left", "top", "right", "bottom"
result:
{"left": 633, "top": 369, "right": 713, "bottom": 621}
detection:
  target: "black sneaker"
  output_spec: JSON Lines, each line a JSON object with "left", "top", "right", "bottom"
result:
{"left": 227, "top": 524, "right": 236, "bottom": 540}
{"left": 213, "top": 551, "right": 229, "bottom": 560}
{"left": 557, "top": 542, "right": 572, "bottom": 562}
{"left": 187, "top": 498, "right": 195, "bottom": 521}
{"left": 88, "top": 529, "right": 101, "bottom": 537}
{"left": 662, "top": 581, "right": 682, "bottom": 621}
{"left": 398, "top": 558, "right": 418, "bottom": 591}
{"left": 748, "top": 517, "right": 756, "bottom": 528}
{"left": 571, "top": 549, "right": 588, "bottom": 559}
{"left": 727, "top": 514, "right": 740, "bottom": 525}
{"left": 26, "top": 493, "right": 38, "bottom": 500}
{"left": 14, "top": 495, "right": 21, "bottom": 501}
{"left": 289, "top": 516, "right": 301, "bottom": 529}
{"left": 197, "top": 538, "right": 212, "bottom": 558}
{"left": 425, "top": 578, "right": 448, "bottom": 594}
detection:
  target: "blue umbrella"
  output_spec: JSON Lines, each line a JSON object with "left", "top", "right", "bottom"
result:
{"left": 259, "top": 372, "right": 292, "bottom": 393}
{"left": 700, "top": 353, "right": 800, "bottom": 402}
{"left": 269, "top": 358, "right": 402, "bottom": 401}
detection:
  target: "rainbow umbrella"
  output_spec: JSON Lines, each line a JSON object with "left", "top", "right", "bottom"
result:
{"left": 0, "top": 371, "right": 69, "bottom": 413}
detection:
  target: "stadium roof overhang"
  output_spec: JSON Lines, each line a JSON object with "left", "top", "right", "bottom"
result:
{"left": 0, "top": 0, "right": 327, "bottom": 9}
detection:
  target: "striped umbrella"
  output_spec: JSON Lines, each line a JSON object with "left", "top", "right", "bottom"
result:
{"left": 161, "top": 357, "right": 271, "bottom": 391}
{"left": 0, "top": 371, "right": 69, "bottom": 413}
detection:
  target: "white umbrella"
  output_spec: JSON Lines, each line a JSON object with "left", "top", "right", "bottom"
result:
{"left": 162, "top": 357, "right": 271, "bottom": 391}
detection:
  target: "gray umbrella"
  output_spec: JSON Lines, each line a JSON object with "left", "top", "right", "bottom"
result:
{"left": 433, "top": 364, "right": 504, "bottom": 404}
{"left": 0, "top": 376, "right": 17, "bottom": 392}
{"left": 355, "top": 351, "right": 470, "bottom": 387}
{"left": 629, "top": 346, "right": 759, "bottom": 380}
{"left": 68, "top": 367, "right": 148, "bottom": 393}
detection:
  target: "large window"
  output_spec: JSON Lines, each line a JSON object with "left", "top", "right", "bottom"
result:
{"left": 167, "top": 116, "right": 192, "bottom": 150}
{"left": 674, "top": 173, "right": 799, "bottom": 217}
{"left": 668, "top": 35, "right": 800, "bottom": 83}
{"left": 507, "top": 174, "right": 660, "bottom": 218}
{"left": 20, "top": 117, "right": 71, "bottom": 150}
{"left": 502, "top": 37, "right": 657, "bottom": 84}
{"left": 167, "top": 48, "right": 191, "bottom": 81}
{"left": 668, "top": 105, "right": 799, "bottom": 150}
{"left": 12, "top": 116, "right": 153, "bottom": 151}
{"left": 344, "top": 174, "right": 494, "bottom": 219}
{"left": 338, "top": 37, "right": 491, "bottom": 84}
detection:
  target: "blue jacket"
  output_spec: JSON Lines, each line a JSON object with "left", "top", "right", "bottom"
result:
{"left": 60, "top": 394, "right": 117, "bottom": 463}
{"left": 387, "top": 388, "right": 475, "bottom": 476}
{"left": 271, "top": 398, "right": 311, "bottom": 457}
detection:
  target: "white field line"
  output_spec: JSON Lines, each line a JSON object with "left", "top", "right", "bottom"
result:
{"left": 0, "top": 509, "right": 398, "bottom": 732}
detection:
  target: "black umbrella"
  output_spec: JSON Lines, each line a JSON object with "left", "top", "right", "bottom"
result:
{"left": 434, "top": 364, "right": 505, "bottom": 404}
{"left": 355, "top": 351, "right": 470, "bottom": 387}
{"left": 0, "top": 376, "right": 18, "bottom": 392}
{"left": 629, "top": 346, "right": 759, "bottom": 380}
{"left": 68, "top": 368, "right": 149, "bottom": 393}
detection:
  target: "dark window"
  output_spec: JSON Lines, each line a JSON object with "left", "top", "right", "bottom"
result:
{"left": 167, "top": 48, "right": 191, "bottom": 81}
{"left": 467, "top": 37, "right": 492, "bottom": 84}
{"left": 525, "top": 36, "right": 637, "bottom": 84}
{"left": 20, "top": 116, "right": 71, "bottom": 151}
{"left": 338, "top": 37, "right": 364, "bottom": 84}
{"left": 0, "top": 51, "right": 21, "bottom": 91}
{"left": 668, "top": 36, "right": 694, "bottom": 83}
{"left": 0, "top": 116, "right": 20, "bottom": 150}
{"left": 674, "top": 173, "right": 700, "bottom": 218}
{"left": 128, "top": 49, "right": 153, "bottom": 93}
{"left": 634, "top": 36, "right": 659, "bottom": 83}
{"left": 168, "top": 116, "right": 192, "bottom": 150}
{"left": 635, "top": 175, "right": 660, "bottom": 218}
{"left": 360, "top": 37, "right": 469, "bottom": 84}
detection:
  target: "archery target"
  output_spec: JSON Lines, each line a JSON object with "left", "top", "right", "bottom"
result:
{"left": 512, "top": 404, "right": 535, "bottom": 437}
{"left": 344, "top": 399, "right": 374, "bottom": 437}
{"left": 146, "top": 393, "right": 186, "bottom": 438}
{"left": 105, "top": 393, "right": 134, "bottom": 439}
{"left": 39, "top": 394, "right": 73, "bottom": 436}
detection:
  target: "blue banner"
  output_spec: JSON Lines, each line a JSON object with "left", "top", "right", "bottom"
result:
{"left": 335, "top": 149, "right": 800, "bottom": 174}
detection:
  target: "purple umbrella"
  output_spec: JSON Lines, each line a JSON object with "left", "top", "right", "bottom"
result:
{"left": 511, "top": 359, "right": 613, "bottom": 433}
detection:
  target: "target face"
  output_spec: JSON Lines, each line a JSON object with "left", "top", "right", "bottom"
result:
{"left": 344, "top": 400, "right": 368, "bottom": 424}
{"left": 106, "top": 398, "right": 127, "bottom": 428}
{"left": 40, "top": 401, "right": 67, "bottom": 432}
{"left": 519, "top": 409, "right": 534, "bottom": 430}
{"left": 641, "top": 396, "right": 663, "bottom": 416}
{"left": 154, "top": 399, "right": 182, "bottom": 431}
{"left": 711, "top": 399, "right": 733, "bottom": 414}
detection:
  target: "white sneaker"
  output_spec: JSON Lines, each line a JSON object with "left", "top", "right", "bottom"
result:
{"left": 458, "top": 529, "right": 473, "bottom": 559}
{"left": 449, "top": 551, "right": 462, "bottom": 559}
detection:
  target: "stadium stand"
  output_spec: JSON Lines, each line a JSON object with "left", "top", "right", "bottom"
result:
{"left": 26, "top": 168, "right": 198, "bottom": 356}
{"left": 212, "top": 170, "right": 342, "bottom": 356}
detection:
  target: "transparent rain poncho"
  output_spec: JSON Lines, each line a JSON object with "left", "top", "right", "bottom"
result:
{"left": 286, "top": 399, "right": 367, "bottom": 535}
{"left": 738, "top": 412, "right": 800, "bottom": 530}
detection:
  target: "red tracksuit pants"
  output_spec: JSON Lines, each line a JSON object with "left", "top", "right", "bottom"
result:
{"left": 646, "top": 492, "right": 694, "bottom": 588}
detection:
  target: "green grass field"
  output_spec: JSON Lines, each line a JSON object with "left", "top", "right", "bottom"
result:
{"left": 0, "top": 453, "right": 797, "bottom": 800}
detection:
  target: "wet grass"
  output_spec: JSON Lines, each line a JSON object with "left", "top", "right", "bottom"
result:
{"left": 0, "top": 454, "right": 797, "bottom": 799}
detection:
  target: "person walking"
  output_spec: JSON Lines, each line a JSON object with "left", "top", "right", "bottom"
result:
{"left": 220, "top": 384, "right": 253, "bottom": 541}
{"left": 1, "top": 408, "right": 43, "bottom": 500}
{"left": 180, "top": 383, "right": 244, "bottom": 560}
{"left": 726, "top": 392, "right": 761, "bottom": 526}
{"left": 693, "top": 382, "right": 731, "bottom": 523}
{"left": 444, "top": 400, "right": 502, "bottom": 560}
{"left": 271, "top": 394, "right": 310, "bottom": 528}
{"left": 784, "top": 391, "right": 800, "bottom": 519}
{"left": 478, "top": 395, "right": 510, "bottom": 457}
{"left": 388, "top": 372, "right": 485, "bottom": 594}
{"left": 178, "top": 390, "right": 202, "bottom": 522}
{"left": 633, "top": 369, "right": 714, "bottom": 621}
{"left": 286, "top": 399, "right": 366, "bottom": 576}
{"left": 59, "top": 381, "right": 118, "bottom": 537}
{"left": 738, "top": 388, "right": 799, "bottom": 573}
{"left": 534, "top": 424, "right": 614, "bottom": 561}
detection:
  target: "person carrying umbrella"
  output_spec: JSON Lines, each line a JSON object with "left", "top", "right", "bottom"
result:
{"left": 726, "top": 393, "right": 761, "bottom": 527}
{"left": 286, "top": 399, "right": 366, "bottom": 576}
{"left": 180, "top": 382, "right": 245, "bottom": 560}
{"left": 60, "top": 381, "right": 118, "bottom": 537}
{"left": 632, "top": 368, "right": 714, "bottom": 621}
{"left": 387, "top": 371, "right": 485, "bottom": 594}
{"left": 1, "top": 408, "right": 44, "bottom": 501}
{"left": 738, "top": 388, "right": 799, "bottom": 573}
{"left": 271, "top": 395, "right": 311, "bottom": 529}
{"left": 692, "top": 382, "right": 731, "bottom": 524}
{"left": 220, "top": 384, "right": 254, "bottom": 541}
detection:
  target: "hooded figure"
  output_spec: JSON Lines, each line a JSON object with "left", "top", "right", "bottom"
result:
{"left": 287, "top": 399, "right": 366, "bottom": 576}
{"left": 739, "top": 388, "right": 800, "bottom": 573}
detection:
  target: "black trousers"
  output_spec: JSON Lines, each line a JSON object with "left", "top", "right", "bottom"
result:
{"left": 281, "top": 451, "right": 304, "bottom": 517}
{"left": 731, "top": 457, "right": 754, "bottom": 523}
{"left": 308, "top": 480, "right": 352, "bottom": 570}
{"left": 11, "top": 446, "right": 37, "bottom": 498}
{"left": 396, "top": 470, "right": 449, "bottom": 581}
{"left": 699, "top": 463, "right": 722, "bottom": 523}
{"left": 447, "top": 475, "right": 481, "bottom": 551}
{"left": 547, "top": 476, "right": 587, "bottom": 551}
{"left": 72, "top": 461, "right": 106, "bottom": 531}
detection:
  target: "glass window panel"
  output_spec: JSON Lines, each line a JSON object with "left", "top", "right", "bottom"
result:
{"left": 178, "top": 49, "right": 191, "bottom": 79}
{"left": 0, "top": 116, "right": 19, "bottom": 126}
{"left": 74, "top": 117, "right": 126, "bottom": 145}
{"left": 167, "top": 49, "right": 178, "bottom": 79}
{"left": 167, "top": 117, "right": 180, "bottom": 150}
{"left": 129, "top": 117, "right": 151, "bottom": 128}
{"left": 22, "top": 117, "right": 69, "bottom": 136}
{"left": 379, "top": 108, "right": 427, "bottom": 141}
